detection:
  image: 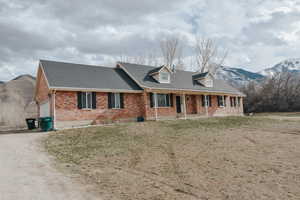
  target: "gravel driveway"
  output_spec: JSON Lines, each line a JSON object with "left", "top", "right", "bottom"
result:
{"left": 0, "top": 132, "right": 100, "bottom": 200}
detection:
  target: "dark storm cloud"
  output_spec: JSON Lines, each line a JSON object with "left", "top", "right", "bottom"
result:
{"left": 0, "top": 0, "right": 299, "bottom": 80}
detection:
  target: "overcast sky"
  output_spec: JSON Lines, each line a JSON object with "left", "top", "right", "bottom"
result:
{"left": 0, "top": 0, "right": 300, "bottom": 81}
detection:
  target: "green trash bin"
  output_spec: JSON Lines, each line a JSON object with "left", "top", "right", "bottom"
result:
{"left": 26, "top": 118, "right": 36, "bottom": 130}
{"left": 40, "top": 117, "right": 53, "bottom": 132}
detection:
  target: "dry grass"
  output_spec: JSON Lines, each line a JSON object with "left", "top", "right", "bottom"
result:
{"left": 45, "top": 116, "right": 300, "bottom": 200}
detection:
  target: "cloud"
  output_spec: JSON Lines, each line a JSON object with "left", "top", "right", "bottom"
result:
{"left": 0, "top": 0, "right": 299, "bottom": 80}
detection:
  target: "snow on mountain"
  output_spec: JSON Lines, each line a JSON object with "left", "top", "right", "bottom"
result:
{"left": 215, "top": 66, "right": 264, "bottom": 88}
{"left": 259, "top": 58, "right": 300, "bottom": 76}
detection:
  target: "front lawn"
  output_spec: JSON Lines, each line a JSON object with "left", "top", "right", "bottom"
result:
{"left": 45, "top": 116, "right": 300, "bottom": 200}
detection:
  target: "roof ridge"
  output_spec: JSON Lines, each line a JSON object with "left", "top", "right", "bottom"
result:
{"left": 118, "top": 62, "right": 196, "bottom": 73}
{"left": 40, "top": 59, "right": 114, "bottom": 69}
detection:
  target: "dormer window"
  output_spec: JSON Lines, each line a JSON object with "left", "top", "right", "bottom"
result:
{"left": 159, "top": 72, "right": 170, "bottom": 83}
{"left": 149, "top": 65, "right": 172, "bottom": 84}
{"left": 193, "top": 72, "right": 214, "bottom": 87}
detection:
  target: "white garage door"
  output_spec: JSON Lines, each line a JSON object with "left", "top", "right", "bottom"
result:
{"left": 40, "top": 101, "right": 50, "bottom": 117}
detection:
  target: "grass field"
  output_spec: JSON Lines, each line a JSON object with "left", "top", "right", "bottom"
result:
{"left": 45, "top": 116, "right": 300, "bottom": 200}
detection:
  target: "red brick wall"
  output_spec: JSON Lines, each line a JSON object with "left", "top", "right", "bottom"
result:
{"left": 53, "top": 90, "right": 243, "bottom": 126}
{"left": 186, "top": 95, "right": 197, "bottom": 114}
{"left": 35, "top": 67, "right": 50, "bottom": 103}
{"left": 55, "top": 91, "right": 144, "bottom": 123}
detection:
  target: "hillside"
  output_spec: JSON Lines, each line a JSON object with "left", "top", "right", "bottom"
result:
{"left": 0, "top": 75, "right": 37, "bottom": 129}
{"left": 215, "top": 66, "right": 264, "bottom": 87}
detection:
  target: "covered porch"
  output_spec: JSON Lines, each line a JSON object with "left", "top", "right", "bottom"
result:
{"left": 145, "top": 88, "right": 244, "bottom": 121}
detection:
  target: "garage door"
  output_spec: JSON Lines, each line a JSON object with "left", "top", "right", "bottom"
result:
{"left": 40, "top": 101, "right": 50, "bottom": 117}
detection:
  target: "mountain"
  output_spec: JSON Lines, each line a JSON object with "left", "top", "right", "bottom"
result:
{"left": 215, "top": 66, "right": 264, "bottom": 88}
{"left": 259, "top": 58, "right": 300, "bottom": 76}
{"left": 0, "top": 75, "right": 37, "bottom": 129}
{"left": 215, "top": 58, "right": 300, "bottom": 87}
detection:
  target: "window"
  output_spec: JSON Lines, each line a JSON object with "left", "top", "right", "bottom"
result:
{"left": 108, "top": 93, "right": 124, "bottom": 109}
{"left": 77, "top": 92, "right": 96, "bottom": 109}
{"left": 237, "top": 97, "right": 241, "bottom": 107}
{"left": 217, "top": 96, "right": 226, "bottom": 107}
{"left": 230, "top": 97, "right": 237, "bottom": 107}
{"left": 201, "top": 95, "right": 212, "bottom": 107}
{"left": 159, "top": 72, "right": 170, "bottom": 83}
{"left": 157, "top": 94, "right": 169, "bottom": 107}
{"left": 150, "top": 93, "right": 172, "bottom": 107}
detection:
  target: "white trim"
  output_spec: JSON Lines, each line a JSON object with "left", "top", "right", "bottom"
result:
{"left": 50, "top": 87, "right": 143, "bottom": 93}
{"left": 81, "top": 92, "right": 93, "bottom": 109}
{"left": 53, "top": 90, "right": 56, "bottom": 130}
{"left": 205, "top": 95, "right": 208, "bottom": 116}
{"left": 39, "top": 62, "right": 51, "bottom": 89}
{"left": 182, "top": 94, "right": 187, "bottom": 120}
{"left": 148, "top": 65, "right": 173, "bottom": 76}
{"left": 159, "top": 71, "right": 170, "bottom": 83}
{"left": 34, "top": 63, "right": 51, "bottom": 100}
{"left": 111, "top": 93, "right": 121, "bottom": 109}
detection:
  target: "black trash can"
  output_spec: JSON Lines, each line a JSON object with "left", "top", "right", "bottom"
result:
{"left": 26, "top": 118, "right": 36, "bottom": 130}
{"left": 137, "top": 116, "right": 144, "bottom": 122}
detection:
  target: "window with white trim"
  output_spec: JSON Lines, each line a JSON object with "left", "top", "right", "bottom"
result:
{"left": 154, "top": 94, "right": 171, "bottom": 107}
{"left": 217, "top": 96, "right": 226, "bottom": 107}
{"left": 113, "top": 93, "right": 121, "bottom": 109}
{"left": 108, "top": 93, "right": 124, "bottom": 109}
{"left": 82, "top": 92, "right": 92, "bottom": 109}
{"left": 201, "top": 95, "right": 212, "bottom": 107}
{"left": 159, "top": 72, "right": 170, "bottom": 83}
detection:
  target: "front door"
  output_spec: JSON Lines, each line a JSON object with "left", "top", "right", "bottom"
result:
{"left": 176, "top": 96, "right": 181, "bottom": 113}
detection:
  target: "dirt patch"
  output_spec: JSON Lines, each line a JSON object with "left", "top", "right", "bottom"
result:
{"left": 45, "top": 116, "right": 300, "bottom": 200}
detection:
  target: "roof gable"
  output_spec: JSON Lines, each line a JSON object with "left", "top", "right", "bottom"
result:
{"left": 148, "top": 65, "right": 172, "bottom": 75}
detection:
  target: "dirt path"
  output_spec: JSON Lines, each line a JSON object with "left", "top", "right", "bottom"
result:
{"left": 0, "top": 132, "right": 100, "bottom": 200}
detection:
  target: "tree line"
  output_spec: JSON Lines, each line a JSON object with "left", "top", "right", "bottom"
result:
{"left": 241, "top": 72, "right": 300, "bottom": 113}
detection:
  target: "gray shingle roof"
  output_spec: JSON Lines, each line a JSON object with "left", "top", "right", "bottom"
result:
{"left": 119, "top": 62, "right": 245, "bottom": 96}
{"left": 40, "top": 60, "right": 142, "bottom": 91}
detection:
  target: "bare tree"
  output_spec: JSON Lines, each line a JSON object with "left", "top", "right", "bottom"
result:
{"left": 118, "top": 49, "right": 160, "bottom": 66}
{"left": 242, "top": 72, "right": 300, "bottom": 113}
{"left": 194, "top": 37, "right": 228, "bottom": 75}
{"left": 160, "top": 37, "right": 183, "bottom": 69}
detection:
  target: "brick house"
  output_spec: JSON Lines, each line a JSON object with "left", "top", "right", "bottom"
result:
{"left": 35, "top": 60, "right": 245, "bottom": 129}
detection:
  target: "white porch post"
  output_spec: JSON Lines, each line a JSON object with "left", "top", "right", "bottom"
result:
{"left": 236, "top": 96, "right": 239, "bottom": 113}
{"left": 182, "top": 93, "right": 187, "bottom": 120}
{"left": 154, "top": 93, "right": 158, "bottom": 121}
{"left": 52, "top": 90, "right": 56, "bottom": 130}
{"left": 222, "top": 95, "right": 225, "bottom": 107}
{"left": 205, "top": 95, "right": 208, "bottom": 116}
